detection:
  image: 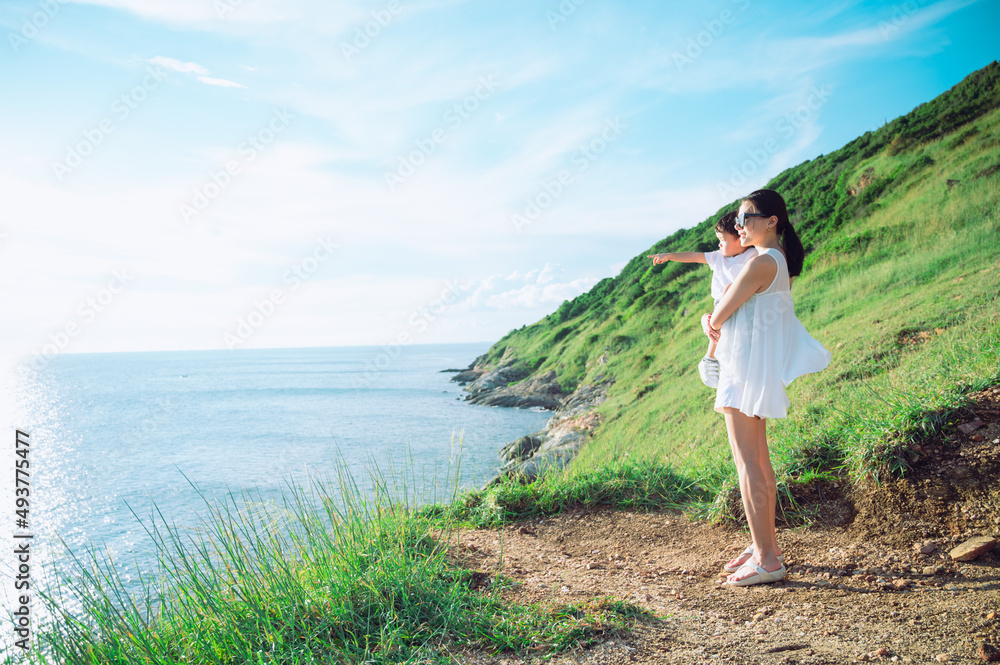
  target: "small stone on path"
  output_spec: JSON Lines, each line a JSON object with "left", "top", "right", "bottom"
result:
{"left": 979, "top": 643, "right": 1000, "bottom": 663}
{"left": 958, "top": 419, "right": 984, "bottom": 434}
{"left": 950, "top": 537, "right": 997, "bottom": 561}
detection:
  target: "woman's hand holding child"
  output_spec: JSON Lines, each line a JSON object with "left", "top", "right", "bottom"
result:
{"left": 701, "top": 313, "right": 720, "bottom": 342}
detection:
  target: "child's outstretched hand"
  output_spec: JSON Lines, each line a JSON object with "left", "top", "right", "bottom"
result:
{"left": 648, "top": 253, "right": 672, "bottom": 265}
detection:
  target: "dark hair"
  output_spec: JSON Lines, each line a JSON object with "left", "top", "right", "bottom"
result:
{"left": 743, "top": 189, "right": 804, "bottom": 277}
{"left": 714, "top": 211, "right": 738, "bottom": 237}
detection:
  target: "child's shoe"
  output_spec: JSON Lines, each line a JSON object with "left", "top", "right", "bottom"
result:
{"left": 698, "top": 356, "right": 720, "bottom": 389}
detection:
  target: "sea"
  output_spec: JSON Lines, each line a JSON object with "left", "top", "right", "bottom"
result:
{"left": 0, "top": 343, "right": 548, "bottom": 638}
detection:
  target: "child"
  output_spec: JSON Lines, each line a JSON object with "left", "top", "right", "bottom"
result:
{"left": 648, "top": 211, "right": 756, "bottom": 389}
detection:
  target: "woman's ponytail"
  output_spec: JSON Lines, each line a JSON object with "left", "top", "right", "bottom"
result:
{"left": 777, "top": 219, "right": 804, "bottom": 277}
{"left": 743, "top": 189, "right": 804, "bottom": 277}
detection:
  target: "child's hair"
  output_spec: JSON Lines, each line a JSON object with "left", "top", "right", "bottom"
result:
{"left": 742, "top": 189, "right": 805, "bottom": 277}
{"left": 714, "top": 211, "right": 738, "bottom": 237}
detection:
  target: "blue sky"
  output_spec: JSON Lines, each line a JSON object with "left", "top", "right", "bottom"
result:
{"left": 0, "top": 0, "right": 997, "bottom": 356}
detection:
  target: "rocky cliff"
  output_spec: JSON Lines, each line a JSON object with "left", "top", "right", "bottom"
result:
{"left": 445, "top": 348, "right": 612, "bottom": 483}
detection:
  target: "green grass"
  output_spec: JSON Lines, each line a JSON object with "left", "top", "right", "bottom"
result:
{"left": 19, "top": 466, "right": 649, "bottom": 664}
{"left": 425, "top": 454, "right": 710, "bottom": 528}
{"left": 457, "top": 62, "right": 1000, "bottom": 525}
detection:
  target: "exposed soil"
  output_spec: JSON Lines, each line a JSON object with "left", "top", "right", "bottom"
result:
{"left": 851, "top": 385, "right": 1000, "bottom": 547}
{"left": 448, "top": 386, "right": 1000, "bottom": 664}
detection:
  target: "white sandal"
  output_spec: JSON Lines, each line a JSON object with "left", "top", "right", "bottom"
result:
{"left": 727, "top": 562, "right": 787, "bottom": 587}
{"left": 723, "top": 545, "right": 784, "bottom": 573}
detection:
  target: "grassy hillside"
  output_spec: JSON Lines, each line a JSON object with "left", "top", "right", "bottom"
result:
{"left": 461, "top": 61, "right": 1000, "bottom": 520}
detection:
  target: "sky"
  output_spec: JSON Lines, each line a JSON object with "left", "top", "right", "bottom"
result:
{"left": 0, "top": 0, "right": 998, "bottom": 358}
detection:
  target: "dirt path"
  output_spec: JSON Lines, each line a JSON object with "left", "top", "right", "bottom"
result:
{"left": 450, "top": 387, "right": 1000, "bottom": 664}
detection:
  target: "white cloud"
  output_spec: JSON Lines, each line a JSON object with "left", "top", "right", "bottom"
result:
{"left": 148, "top": 56, "right": 209, "bottom": 75}
{"left": 147, "top": 56, "right": 244, "bottom": 89}
{"left": 452, "top": 263, "right": 596, "bottom": 312}
{"left": 536, "top": 263, "right": 557, "bottom": 284}
{"left": 196, "top": 75, "right": 247, "bottom": 88}
{"left": 484, "top": 278, "right": 598, "bottom": 310}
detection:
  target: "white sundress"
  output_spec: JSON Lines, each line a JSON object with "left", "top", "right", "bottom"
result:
{"left": 714, "top": 247, "right": 831, "bottom": 419}
{"left": 705, "top": 247, "right": 757, "bottom": 302}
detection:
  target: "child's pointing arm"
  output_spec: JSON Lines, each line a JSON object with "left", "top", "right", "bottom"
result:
{"left": 648, "top": 252, "right": 708, "bottom": 266}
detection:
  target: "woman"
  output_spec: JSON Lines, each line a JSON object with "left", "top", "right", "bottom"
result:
{"left": 703, "top": 189, "right": 831, "bottom": 586}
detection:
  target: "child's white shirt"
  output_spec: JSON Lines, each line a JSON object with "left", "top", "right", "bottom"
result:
{"left": 705, "top": 248, "right": 757, "bottom": 301}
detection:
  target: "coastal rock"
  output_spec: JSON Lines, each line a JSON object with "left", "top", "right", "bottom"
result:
{"left": 552, "top": 375, "right": 611, "bottom": 420}
{"left": 450, "top": 367, "right": 485, "bottom": 384}
{"left": 499, "top": 435, "right": 542, "bottom": 463}
{"left": 504, "top": 447, "right": 579, "bottom": 484}
{"left": 949, "top": 536, "right": 996, "bottom": 561}
{"left": 447, "top": 353, "right": 489, "bottom": 385}
{"left": 458, "top": 348, "right": 538, "bottom": 402}
{"left": 451, "top": 347, "right": 615, "bottom": 485}
{"left": 494, "top": 417, "right": 591, "bottom": 484}
{"left": 486, "top": 379, "right": 613, "bottom": 485}
{"left": 468, "top": 370, "right": 566, "bottom": 410}
{"left": 462, "top": 362, "right": 530, "bottom": 394}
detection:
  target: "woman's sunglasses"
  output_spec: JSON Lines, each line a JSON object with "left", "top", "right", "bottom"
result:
{"left": 735, "top": 212, "right": 769, "bottom": 229}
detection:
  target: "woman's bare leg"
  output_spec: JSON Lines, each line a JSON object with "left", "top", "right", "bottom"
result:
{"left": 760, "top": 420, "right": 778, "bottom": 542}
{"left": 723, "top": 418, "right": 783, "bottom": 570}
{"left": 722, "top": 407, "right": 781, "bottom": 582}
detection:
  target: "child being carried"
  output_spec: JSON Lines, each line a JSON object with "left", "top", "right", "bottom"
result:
{"left": 648, "top": 211, "right": 756, "bottom": 388}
